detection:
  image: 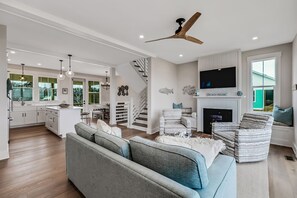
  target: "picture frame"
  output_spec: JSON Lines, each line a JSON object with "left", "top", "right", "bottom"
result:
{"left": 62, "top": 88, "right": 68, "bottom": 94}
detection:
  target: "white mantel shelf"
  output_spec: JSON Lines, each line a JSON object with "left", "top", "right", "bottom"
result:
{"left": 193, "top": 96, "right": 246, "bottom": 99}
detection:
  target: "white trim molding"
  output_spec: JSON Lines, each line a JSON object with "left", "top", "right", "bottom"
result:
{"left": 247, "top": 52, "right": 282, "bottom": 113}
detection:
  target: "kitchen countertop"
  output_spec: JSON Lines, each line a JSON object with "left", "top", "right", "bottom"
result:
{"left": 46, "top": 106, "right": 82, "bottom": 110}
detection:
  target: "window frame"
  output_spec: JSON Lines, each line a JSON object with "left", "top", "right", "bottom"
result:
{"left": 10, "top": 73, "right": 34, "bottom": 102}
{"left": 38, "top": 76, "right": 58, "bottom": 101}
{"left": 88, "top": 80, "right": 101, "bottom": 105}
{"left": 247, "top": 52, "right": 281, "bottom": 114}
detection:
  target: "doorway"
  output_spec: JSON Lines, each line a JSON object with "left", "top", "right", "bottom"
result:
{"left": 72, "top": 79, "right": 86, "bottom": 111}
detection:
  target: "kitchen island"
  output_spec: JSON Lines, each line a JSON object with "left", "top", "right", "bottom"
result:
{"left": 45, "top": 106, "right": 81, "bottom": 138}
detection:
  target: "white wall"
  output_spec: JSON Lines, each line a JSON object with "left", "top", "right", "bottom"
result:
{"left": 292, "top": 36, "right": 297, "bottom": 156}
{"left": 177, "top": 61, "right": 198, "bottom": 111}
{"left": 0, "top": 25, "right": 9, "bottom": 160}
{"left": 241, "top": 43, "right": 293, "bottom": 113}
{"left": 116, "top": 76, "right": 138, "bottom": 102}
{"left": 148, "top": 57, "right": 178, "bottom": 133}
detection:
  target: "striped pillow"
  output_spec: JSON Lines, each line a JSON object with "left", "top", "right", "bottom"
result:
{"left": 240, "top": 113, "right": 270, "bottom": 129}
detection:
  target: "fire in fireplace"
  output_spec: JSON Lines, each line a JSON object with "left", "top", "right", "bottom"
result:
{"left": 203, "top": 108, "right": 232, "bottom": 134}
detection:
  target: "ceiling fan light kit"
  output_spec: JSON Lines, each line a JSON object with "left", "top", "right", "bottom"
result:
{"left": 145, "top": 12, "right": 203, "bottom": 45}
{"left": 66, "top": 54, "right": 75, "bottom": 78}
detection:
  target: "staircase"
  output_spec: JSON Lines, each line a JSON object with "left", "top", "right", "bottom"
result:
{"left": 132, "top": 106, "right": 148, "bottom": 131}
{"left": 131, "top": 58, "right": 149, "bottom": 84}
{"left": 116, "top": 102, "right": 128, "bottom": 125}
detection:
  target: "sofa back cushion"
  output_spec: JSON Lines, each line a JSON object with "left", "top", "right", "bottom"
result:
{"left": 129, "top": 136, "right": 209, "bottom": 189}
{"left": 95, "top": 131, "right": 131, "bottom": 160}
{"left": 240, "top": 113, "right": 272, "bottom": 129}
{"left": 75, "top": 122, "right": 97, "bottom": 142}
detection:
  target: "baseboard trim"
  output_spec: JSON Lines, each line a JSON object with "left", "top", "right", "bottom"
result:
{"left": 0, "top": 150, "right": 9, "bottom": 161}
{"left": 270, "top": 138, "right": 293, "bottom": 148}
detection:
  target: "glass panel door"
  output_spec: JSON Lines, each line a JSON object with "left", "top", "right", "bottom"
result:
{"left": 73, "top": 80, "right": 85, "bottom": 110}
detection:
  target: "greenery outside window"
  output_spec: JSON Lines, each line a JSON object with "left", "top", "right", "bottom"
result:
{"left": 88, "top": 81, "right": 100, "bottom": 104}
{"left": 38, "top": 77, "right": 58, "bottom": 101}
{"left": 10, "top": 74, "right": 33, "bottom": 101}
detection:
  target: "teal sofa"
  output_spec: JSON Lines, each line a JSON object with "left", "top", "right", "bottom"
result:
{"left": 66, "top": 123, "right": 236, "bottom": 198}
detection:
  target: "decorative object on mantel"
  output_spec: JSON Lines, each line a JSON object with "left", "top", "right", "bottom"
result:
{"left": 101, "top": 71, "right": 110, "bottom": 90}
{"left": 66, "top": 54, "right": 75, "bottom": 78}
{"left": 159, "top": 88, "right": 173, "bottom": 95}
{"left": 117, "top": 85, "right": 129, "bottom": 96}
{"left": 206, "top": 93, "right": 227, "bottom": 96}
{"left": 194, "top": 88, "right": 200, "bottom": 96}
{"left": 62, "top": 88, "right": 68, "bottom": 94}
{"left": 237, "top": 91, "right": 243, "bottom": 96}
{"left": 182, "top": 85, "right": 196, "bottom": 95}
{"left": 57, "top": 60, "right": 65, "bottom": 80}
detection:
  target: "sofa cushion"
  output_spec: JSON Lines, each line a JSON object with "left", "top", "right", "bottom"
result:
{"left": 75, "top": 122, "right": 97, "bottom": 142}
{"left": 173, "top": 103, "right": 183, "bottom": 109}
{"left": 130, "top": 136, "right": 209, "bottom": 189}
{"left": 163, "top": 109, "right": 182, "bottom": 120}
{"left": 95, "top": 131, "right": 131, "bottom": 159}
{"left": 272, "top": 106, "right": 293, "bottom": 126}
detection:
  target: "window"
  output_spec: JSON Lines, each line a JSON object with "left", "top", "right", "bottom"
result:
{"left": 38, "top": 77, "right": 58, "bottom": 101}
{"left": 10, "top": 74, "right": 33, "bottom": 101}
{"left": 250, "top": 57, "right": 277, "bottom": 112}
{"left": 88, "top": 81, "right": 100, "bottom": 104}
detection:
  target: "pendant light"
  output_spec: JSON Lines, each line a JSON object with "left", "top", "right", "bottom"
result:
{"left": 66, "top": 54, "right": 75, "bottom": 77}
{"left": 20, "top": 63, "right": 25, "bottom": 80}
{"left": 57, "top": 60, "right": 65, "bottom": 80}
{"left": 101, "top": 71, "right": 110, "bottom": 90}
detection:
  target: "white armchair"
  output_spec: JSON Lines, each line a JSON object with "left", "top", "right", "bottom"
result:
{"left": 212, "top": 113, "right": 274, "bottom": 163}
{"left": 97, "top": 119, "right": 122, "bottom": 138}
{"left": 160, "top": 109, "right": 191, "bottom": 137}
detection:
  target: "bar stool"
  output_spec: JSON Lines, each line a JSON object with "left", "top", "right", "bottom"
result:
{"left": 81, "top": 112, "right": 91, "bottom": 125}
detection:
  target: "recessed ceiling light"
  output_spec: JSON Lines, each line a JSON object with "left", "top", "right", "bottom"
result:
{"left": 139, "top": 35, "right": 144, "bottom": 39}
{"left": 179, "top": 54, "right": 183, "bottom": 57}
{"left": 7, "top": 59, "right": 11, "bottom": 61}
{"left": 37, "top": 63, "right": 42, "bottom": 66}
{"left": 10, "top": 50, "right": 16, "bottom": 54}
{"left": 252, "top": 36, "right": 258, "bottom": 40}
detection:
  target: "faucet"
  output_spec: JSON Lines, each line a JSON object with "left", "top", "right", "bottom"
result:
{"left": 18, "top": 97, "right": 25, "bottom": 106}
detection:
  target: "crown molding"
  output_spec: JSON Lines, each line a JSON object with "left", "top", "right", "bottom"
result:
{"left": 0, "top": 0, "right": 156, "bottom": 59}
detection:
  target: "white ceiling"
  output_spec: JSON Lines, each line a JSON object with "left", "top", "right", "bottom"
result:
{"left": 1, "top": 0, "right": 297, "bottom": 72}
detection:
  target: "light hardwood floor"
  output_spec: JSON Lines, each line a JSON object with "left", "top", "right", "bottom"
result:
{"left": 0, "top": 125, "right": 296, "bottom": 198}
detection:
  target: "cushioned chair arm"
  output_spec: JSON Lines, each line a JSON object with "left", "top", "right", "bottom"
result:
{"left": 181, "top": 117, "right": 191, "bottom": 129}
{"left": 235, "top": 129, "right": 272, "bottom": 143}
{"left": 212, "top": 122, "right": 239, "bottom": 132}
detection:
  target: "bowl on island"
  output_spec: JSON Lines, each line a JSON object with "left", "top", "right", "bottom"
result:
{"left": 59, "top": 103, "right": 70, "bottom": 108}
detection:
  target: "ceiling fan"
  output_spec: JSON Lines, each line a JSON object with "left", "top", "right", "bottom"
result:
{"left": 145, "top": 12, "right": 203, "bottom": 45}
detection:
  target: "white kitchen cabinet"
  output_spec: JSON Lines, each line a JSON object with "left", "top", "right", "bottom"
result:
{"left": 37, "top": 107, "right": 46, "bottom": 123}
{"left": 45, "top": 106, "right": 81, "bottom": 138}
{"left": 10, "top": 111, "right": 25, "bottom": 126}
{"left": 10, "top": 110, "right": 37, "bottom": 126}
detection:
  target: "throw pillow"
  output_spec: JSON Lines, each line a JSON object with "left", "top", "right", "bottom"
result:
{"left": 97, "top": 119, "right": 112, "bottom": 134}
{"left": 273, "top": 106, "right": 293, "bottom": 126}
{"left": 75, "top": 122, "right": 97, "bottom": 142}
{"left": 173, "top": 103, "right": 183, "bottom": 109}
{"left": 130, "top": 136, "right": 209, "bottom": 189}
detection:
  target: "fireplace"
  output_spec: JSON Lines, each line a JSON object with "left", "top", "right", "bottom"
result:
{"left": 203, "top": 108, "right": 232, "bottom": 134}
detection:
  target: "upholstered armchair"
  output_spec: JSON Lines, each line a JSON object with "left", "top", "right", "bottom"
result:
{"left": 212, "top": 113, "right": 274, "bottom": 163}
{"left": 159, "top": 109, "right": 191, "bottom": 136}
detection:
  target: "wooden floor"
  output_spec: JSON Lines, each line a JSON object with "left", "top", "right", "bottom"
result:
{"left": 0, "top": 125, "right": 296, "bottom": 198}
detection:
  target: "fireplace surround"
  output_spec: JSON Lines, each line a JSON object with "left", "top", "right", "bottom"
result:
{"left": 203, "top": 108, "right": 233, "bottom": 134}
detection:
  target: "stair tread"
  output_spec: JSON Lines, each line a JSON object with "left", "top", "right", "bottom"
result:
{"left": 140, "top": 112, "right": 147, "bottom": 115}
{"left": 136, "top": 117, "right": 147, "bottom": 121}
{"left": 132, "top": 123, "right": 147, "bottom": 127}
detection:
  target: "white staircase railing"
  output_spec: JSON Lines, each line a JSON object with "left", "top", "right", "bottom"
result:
{"left": 128, "top": 88, "right": 147, "bottom": 127}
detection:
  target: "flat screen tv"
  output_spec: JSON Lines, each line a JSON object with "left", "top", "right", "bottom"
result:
{"left": 200, "top": 66, "right": 236, "bottom": 89}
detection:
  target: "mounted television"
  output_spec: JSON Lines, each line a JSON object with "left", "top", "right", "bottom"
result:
{"left": 200, "top": 66, "right": 236, "bottom": 89}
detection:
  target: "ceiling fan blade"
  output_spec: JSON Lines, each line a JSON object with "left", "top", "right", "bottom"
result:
{"left": 178, "top": 12, "right": 201, "bottom": 35}
{"left": 145, "top": 35, "right": 177, "bottom": 43}
{"left": 185, "top": 35, "right": 203, "bottom": 45}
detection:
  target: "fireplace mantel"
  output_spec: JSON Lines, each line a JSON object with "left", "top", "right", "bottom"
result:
{"left": 195, "top": 96, "right": 242, "bottom": 132}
